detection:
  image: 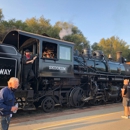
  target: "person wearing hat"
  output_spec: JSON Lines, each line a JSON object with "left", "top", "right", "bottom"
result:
{"left": 22, "top": 49, "right": 37, "bottom": 90}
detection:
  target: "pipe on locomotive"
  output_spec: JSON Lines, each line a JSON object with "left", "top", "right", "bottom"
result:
{"left": 116, "top": 51, "right": 125, "bottom": 63}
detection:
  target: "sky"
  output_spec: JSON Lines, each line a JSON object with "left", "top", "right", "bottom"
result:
{"left": 1, "top": 0, "right": 130, "bottom": 45}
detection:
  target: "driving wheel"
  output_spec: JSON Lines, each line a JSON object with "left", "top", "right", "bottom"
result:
{"left": 41, "top": 96, "right": 55, "bottom": 112}
{"left": 69, "top": 87, "right": 85, "bottom": 108}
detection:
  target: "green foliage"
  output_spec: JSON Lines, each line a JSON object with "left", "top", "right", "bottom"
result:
{"left": 0, "top": 8, "right": 130, "bottom": 60}
{"left": 0, "top": 23, "right": 5, "bottom": 41}
{"left": 54, "top": 21, "right": 90, "bottom": 52}
{"left": 46, "top": 26, "right": 60, "bottom": 39}
{"left": 0, "top": 9, "right": 4, "bottom": 41}
{"left": 2, "top": 19, "right": 28, "bottom": 30}
{"left": 0, "top": 9, "right": 89, "bottom": 52}
{"left": 0, "top": 9, "right": 4, "bottom": 21}
{"left": 0, "top": 19, "right": 28, "bottom": 41}
{"left": 63, "top": 34, "right": 89, "bottom": 52}
{"left": 91, "top": 42, "right": 102, "bottom": 51}
{"left": 25, "top": 16, "right": 51, "bottom": 34}
{"left": 98, "top": 36, "right": 130, "bottom": 61}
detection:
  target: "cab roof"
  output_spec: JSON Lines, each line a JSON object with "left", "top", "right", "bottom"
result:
{"left": 2, "top": 30, "right": 74, "bottom": 50}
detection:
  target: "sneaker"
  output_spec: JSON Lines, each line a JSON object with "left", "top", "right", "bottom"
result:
{"left": 121, "top": 116, "right": 129, "bottom": 119}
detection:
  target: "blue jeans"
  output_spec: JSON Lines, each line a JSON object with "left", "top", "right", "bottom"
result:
{"left": 0, "top": 116, "right": 10, "bottom": 130}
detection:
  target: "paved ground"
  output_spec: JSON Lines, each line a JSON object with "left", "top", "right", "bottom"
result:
{"left": 9, "top": 103, "right": 130, "bottom": 130}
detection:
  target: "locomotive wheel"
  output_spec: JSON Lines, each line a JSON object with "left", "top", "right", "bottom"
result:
{"left": 69, "top": 87, "right": 85, "bottom": 108}
{"left": 41, "top": 97, "right": 55, "bottom": 112}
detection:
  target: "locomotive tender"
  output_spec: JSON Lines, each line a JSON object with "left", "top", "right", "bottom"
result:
{"left": 0, "top": 30, "right": 130, "bottom": 112}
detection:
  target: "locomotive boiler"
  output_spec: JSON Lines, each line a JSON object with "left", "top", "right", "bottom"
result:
{"left": 0, "top": 30, "right": 130, "bottom": 112}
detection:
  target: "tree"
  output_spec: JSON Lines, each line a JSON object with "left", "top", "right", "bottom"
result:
{"left": 2, "top": 19, "right": 27, "bottom": 30}
{"left": 98, "top": 36, "right": 130, "bottom": 61}
{"left": 25, "top": 16, "right": 51, "bottom": 34}
{"left": 54, "top": 21, "right": 90, "bottom": 52}
{"left": 54, "top": 22, "right": 73, "bottom": 39}
{"left": 63, "top": 34, "right": 89, "bottom": 52}
{"left": 0, "top": 19, "right": 28, "bottom": 41}
{"left": 91, "top": 42, "right": 102, "bottom": 51}
{"left": 0, "top": 9, "right": 4, "bottom": 22}
{"left": 0, "top": 9, "right": 5, "bottom": 41}
{"left": 46, "top": 26, "right": 60, "bottom": 39}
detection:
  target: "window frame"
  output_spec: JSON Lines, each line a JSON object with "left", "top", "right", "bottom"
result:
{"left": 42, "top": 41, "right": 58, "bottom": 59}
{"left": 59, "top": 45, "right": 72, "bottom": 61}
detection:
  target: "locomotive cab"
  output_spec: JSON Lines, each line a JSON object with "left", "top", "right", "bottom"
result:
{"left": 40, "top": 40, "right": 74, "bottom": 78}
{"left": 2, "top": 30, "right": 74, "bottom": 79}
{"left": 2, "top": 30, "right": 75, "bottom": 111}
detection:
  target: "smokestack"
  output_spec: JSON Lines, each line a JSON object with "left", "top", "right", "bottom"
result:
{"left": 116, "top": 51, "right": 122, "bottom": 61}
{"left": 116, "top": 51, "right": 124, "bottom": 63}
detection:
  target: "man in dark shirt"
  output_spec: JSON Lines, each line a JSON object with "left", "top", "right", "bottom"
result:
{"left": 121, "top": 79, "right": 130, "bottom": 119}
{"left": 22, "top": 49, "right": 37, "bottom": 90}
{"left": 0, "top": 77, "right": 19, "bottom": 130}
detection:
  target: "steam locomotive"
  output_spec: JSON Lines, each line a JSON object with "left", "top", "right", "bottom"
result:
{"left": 0, "top": 30, "right": 130, "bottom": 112}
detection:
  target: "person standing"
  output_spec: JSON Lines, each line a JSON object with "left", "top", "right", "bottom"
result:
{"left": 0, "top": 77, "right": 19, "bottom": 130}
{"left": 121, "top": 79, "right": 130, "bottom": 119}
{"left": 22, "top": 49, "right": 37, "bottom": 90}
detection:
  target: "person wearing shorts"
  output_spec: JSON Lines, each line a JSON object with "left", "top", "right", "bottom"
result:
{"left": 121, "top": 79, "right": 130, "bottom": 119}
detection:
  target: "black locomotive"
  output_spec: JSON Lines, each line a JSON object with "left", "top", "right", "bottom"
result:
{"left": 0, "top": 30, "right": 130, "bottom": 112}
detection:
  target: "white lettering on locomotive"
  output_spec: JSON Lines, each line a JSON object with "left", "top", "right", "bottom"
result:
{"left": 0, "top": 69, "right": 12, "bottom": 75}
{"left": 49, "top": 66, "right": 66, "bottom": 71}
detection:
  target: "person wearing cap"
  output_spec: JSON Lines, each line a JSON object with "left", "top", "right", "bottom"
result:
{"left": 22, "top": 49, "right": 37, "bottom": 90}
{"left": 0, "top": 77, "right": 19, "bottom": 130}
{"left": 121, "top": 79, "right": 130, "bottom": 119}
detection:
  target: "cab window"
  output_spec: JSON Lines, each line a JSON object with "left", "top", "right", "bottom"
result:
{"left": 59, "top": 45, "right": 71, "bottom": 61}
{"left": 42, "top": 41, "right": 57, "bottom": 59}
